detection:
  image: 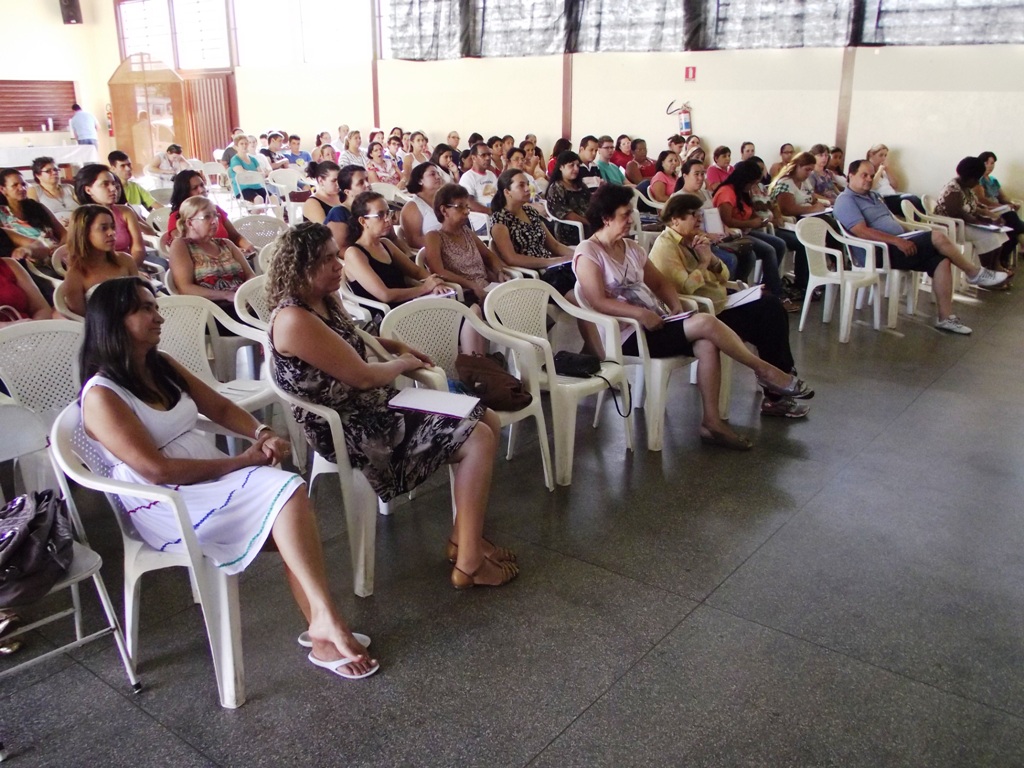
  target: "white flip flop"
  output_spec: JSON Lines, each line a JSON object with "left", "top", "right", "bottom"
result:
{"left": 307, "top": 652, "right": 380, "bottom": 680}
{"left": 297, "top": 631, "right": 371, "bottom": 649}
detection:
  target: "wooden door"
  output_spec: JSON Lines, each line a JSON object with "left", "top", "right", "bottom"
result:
{"left": 180, "top": 72, "right": 238, "bottom": 163}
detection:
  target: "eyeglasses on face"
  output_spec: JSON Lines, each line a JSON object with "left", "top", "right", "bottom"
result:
{"left": 443, "top": 203, "right": 471, "bottom": 211}
{"left": 40, "top": 167, "right": 59, "bottom": 174}
{"left": 363, "top": 210, "right": 395, "bottom": 221}
{"left": 600, "top": 144, "right": 614, "bottom": 150}
{"left": 190, "top": 213, "right": 218, "bottom": 223}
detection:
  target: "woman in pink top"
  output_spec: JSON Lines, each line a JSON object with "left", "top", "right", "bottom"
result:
{"left": 705, "top": 146, "right": 733, "bottom": 193}
{"left": 365, "top": 142, "right": 402, "bottom": 187}
{"left": 648, "top": 151, "right": 681, "bottom": 203}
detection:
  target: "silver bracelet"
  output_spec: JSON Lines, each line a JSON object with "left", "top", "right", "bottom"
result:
{"left": 255, "top": 424, "right": 274, "bottom": 440}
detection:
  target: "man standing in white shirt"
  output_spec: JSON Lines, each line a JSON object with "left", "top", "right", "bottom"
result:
{"left": 69, "top": 104, "right": 99, "bottom": 146}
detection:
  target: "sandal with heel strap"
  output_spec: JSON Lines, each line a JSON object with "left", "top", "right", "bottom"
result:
{"left": 451, "top": 558, "right": 519, "bottom": 590}
{"left": 446, "top": 538, "right": 516, "bottom": 564}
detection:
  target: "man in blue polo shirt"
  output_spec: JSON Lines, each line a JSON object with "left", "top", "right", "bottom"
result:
{"left": 834, "top": 158, "right": 1007, "bottom": 335}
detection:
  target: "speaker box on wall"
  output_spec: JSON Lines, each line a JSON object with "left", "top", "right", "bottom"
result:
{"left": 60, "top": 0, "right": 83, "bottom": 25}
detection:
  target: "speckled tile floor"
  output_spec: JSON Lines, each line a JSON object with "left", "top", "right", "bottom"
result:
{"left": 3, "top": 283, "right": 1023, "bottom": 767}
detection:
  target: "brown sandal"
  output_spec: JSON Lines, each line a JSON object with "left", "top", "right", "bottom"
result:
{"left": 451, "top": 558, "right": 519, "bottom": 590}
{"left": 446, "top": 538, "right": 517, "bottom": 564}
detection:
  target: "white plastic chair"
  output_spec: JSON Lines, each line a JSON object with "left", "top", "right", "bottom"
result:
{"left": 52, "top": 281, "right": 84, "bottom": 322}
{"left": 187, "top": 158, "right": 204, "bottom": 171}
{"left": 795, "top": 217, "right": 881, "bottom": 343}
{"left": 907, "top": 197, "right": 974, "bottom": 295}
{"left": 202, "top": 162, "right": 228, "bottom": 190}
{"left": 0, "top": 319, "right": 83, "bottom": 427}
{"left": 267, "top": 169, "right": 302, "bottom": 200}
{"left": 257, "top": 242, "right": 277, "bottom": 274}
{"left": 0, "top": 405, "right": 139, "bottom": 693}
{"left": 380, "top": 297, "right": 555, "bottom": 490}
{"left": 233, "top": 216, "right": 288, "bottom": 252}
{"left": 484, "top": 280, "right": 632, "bottom": 485}
{"left": 50, "top": 403, "right": 245, "bottom": 708}
{"left": 149, "top": 188, "right": 173, "bottom": 205}
{"left": 146, "top": 206, "right": 172, "bottom": 234}
{"left": 51, "top": 249, "right": 68, "bottom": 277}
{"left": 370, "top": 182, "right": 412, "bottom": 204}
{"left": 156, "top": 295, "right": 268, "bottom": 407}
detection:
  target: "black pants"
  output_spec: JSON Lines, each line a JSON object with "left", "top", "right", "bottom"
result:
{"left": 774, "top": 227, "right": 809, "bottom": 292}
{"left": 883, "top": 194, "right": 924, "bottom": 219}
{"left": 716, "top": 295, "right": 794, "bottom": 373}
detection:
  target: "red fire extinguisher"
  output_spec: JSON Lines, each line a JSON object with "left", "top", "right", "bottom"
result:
{"left": 665, "top": 100, "right": 693, "bottom": 137}
{"left": 106, "top": 104, "right": 114, "bottom": 137}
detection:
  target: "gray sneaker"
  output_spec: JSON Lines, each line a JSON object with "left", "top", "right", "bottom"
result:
{"left": 935, "top": 315, "right": 972, "bottom": 335}
{"left": 967, "top": 267, "right": 1008, "bottom": 288}
{"left": 760, "top": 397, "right": 810, "bottom": 418}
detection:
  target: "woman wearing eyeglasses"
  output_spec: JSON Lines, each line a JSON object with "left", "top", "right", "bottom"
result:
{"left": 167, "top": 196, "right": 254, "bottom": 316}
{"left": 344, "top": 191, "right": 449, "bottom": 311}
{"left": 26, "top": 156, "right": 78, "bottom": 226}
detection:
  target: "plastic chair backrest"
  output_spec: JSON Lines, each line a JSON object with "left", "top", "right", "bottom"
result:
{"left": 147, "top": 207, "right": 172, "bottom": 233}
{"left": 371, "top": 182, "right": 400, "bottom": 201}
{"left": 233, "top": 170, "right": 266, "bottom": 190}
{"left": 0, "top": 320, "right": 83, "bottom": 425}
{"left": 150, "top": 188, "right": 173, "bottom": 205}
{"left": 921, "top": 194, "right": 937, "bottom": 215}
{"left": 51, "top": 247, "right": 68, "bottom": 276}
{"left": 203, "top": 162, "right": 226, "bottom": 185}
{"left": 233, "top": 215, "right": 287, "bottom": 250}
{"left": 212, "top": 149, "right": 225, "bottom": 162}
{"left": 258, "top": 242, "right": 278, "bottom": 273}
{"left": 53, "top": 281, "right": 84, "bottom": 322}
{"left": 268, "top": 168, "right": 302, "bottom": 193}
{"left": 379, "top": 300, "right": 471, "bottom": 378}
{"left": 234, "top": 275, "right": 271, "bottom": 330}
{"left": 155, "top": 295, "right": 219, "bottom": 383}
{"left": 796, "top": 216, "right": 848, "bottom": 278}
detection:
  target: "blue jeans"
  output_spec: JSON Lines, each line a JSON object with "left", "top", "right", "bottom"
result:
{"left": 746, "top": 230, "right": 785, "bottom": 296}
{"left": 712, "top": 246, "right": 738, "bottom": 277}
{"left": 77, "top": 139, "right": 98, "bottom": 146}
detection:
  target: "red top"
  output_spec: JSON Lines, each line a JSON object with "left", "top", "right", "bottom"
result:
{"left": 0, "top": 259, "right": 31, "bottom": 317}
{"left": 611, "top": 149, "right": 632, "bottom": 169}
{"left": 712, "top": 185, "right": 754, "bottom": 221}
{"left": 634, "top": 158, "right": 657, "bottom": 179}
{"left": 167, "top": 205, "right": 230, "bottom": 240}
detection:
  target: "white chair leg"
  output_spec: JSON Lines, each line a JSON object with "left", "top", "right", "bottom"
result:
{"left": 718, "top": 354, "right": 732, "bottom": 421}
{"left": 644, "top": 362, "right": 672, "bottom": 452}
{"left": 308, "top": 453, "right": 332, "bottom": 498}
{"left": 90, "top": 573, "right": 141, "bottom": 686}
{"left": 124, "top": 570, "right": 143, "bottom": 664}
{"left": 505, "top": 421, "right": 517, "bottom": 461}
{"left": 798, "top": 284, "right": 815, "bottom": 332}
{"left": 552, "top": 394, "right": 578, "bottom": 487}
{"left": 71, "top": 583, "right": 84, "bottom": 640}
{"left": 822, "top": 284, "right": 837, "bottom": 323}
{"left": 378, "top": 500, "right": 392, "bottom": 516}
{"left": 346, "top": 473, "right": 379, "bottom": 598}
{"left": 189, "top": 569, "right": 202, "bottom": 604}
{"left": 838, "top": 284, "right": 856, "bottom": 343}
{"left": 195, "top": 564, "right": 245, "bottom": 709}
{"left": 689, "top": 359, "right": 698, "bottom": 384}
{"left": 872, "top": 280, "right": 882, "bottom": 331}
{"left": 533, "top": 411, "right": 555, "bottom": 491}
{"left": 887, "top": 272, "right": 901, "bottom": 328}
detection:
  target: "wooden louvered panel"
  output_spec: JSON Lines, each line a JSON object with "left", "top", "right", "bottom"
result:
{"left": 181, "top": 74, "right": 235, "bottom": 163}
{"left": 0, "top": 81, "right": 77, "bottom": 133}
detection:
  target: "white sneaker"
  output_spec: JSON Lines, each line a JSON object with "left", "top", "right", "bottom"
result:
{"left": 935, "top": 315, "right": 972, "bottom": 335}
{"left": 966, "top": 267, "right": 1008, "bottom": 288}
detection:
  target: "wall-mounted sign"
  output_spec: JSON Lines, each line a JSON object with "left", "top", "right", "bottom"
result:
{"left": 685, "top": 66, "right": 696, "bottom": 81}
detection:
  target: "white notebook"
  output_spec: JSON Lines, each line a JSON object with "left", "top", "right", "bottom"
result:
{"left": 388, "top": 388, "right": 480, "bottom": 419}
{"left": 723, "top": 284, "right": 763, "bottom": 310}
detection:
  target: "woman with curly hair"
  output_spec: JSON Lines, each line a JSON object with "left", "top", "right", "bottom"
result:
{"left": 267, "top": 222, "right": 518, "bottom": 589}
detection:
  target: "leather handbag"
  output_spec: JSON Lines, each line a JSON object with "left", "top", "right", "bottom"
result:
{"left": 0, "top": 491, "right": 74, "bottom": 608}
{"left": 553, "top": 350, "right": 601, "bottom": 378}
{"left": 455, "top": 353, "right": 532, "bottom": 412}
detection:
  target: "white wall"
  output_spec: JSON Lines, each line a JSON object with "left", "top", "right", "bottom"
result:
{"left": 847, "top": 45, "right": 1024, "bottom": 201}
{"left": 377, "top": 56, "right": 563, "bottom": 152}
{"left": 0, "top": 0, "right": 121, "bottom": 155}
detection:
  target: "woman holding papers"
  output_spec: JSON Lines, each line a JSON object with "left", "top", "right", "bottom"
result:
{"left": 268, "top": 222, "right": 518, "bottom": 589}
{"left": 574, "top": 185, "right": 812, "bottom": 450}
{"left": 935, "top": 156, "right": 1011, "bottom": 274}
{"left": 650, "top": 194, "right": 811, "bottom": 420}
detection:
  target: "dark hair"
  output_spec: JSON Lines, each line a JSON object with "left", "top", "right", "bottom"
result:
{"left": 740, "top": 141, "right": 754, "bottom": 153}
{"left": 367, "top": 141, "right": 384, "bottom": 159}
{"left": 166, "top": 144, "right": 182, "bottom": 154}
{"left": 719, "top": 159, "right": 763, "bottom": 208}
{"left": 107, "top": 150, "right": 129, "bottom": 165}
{"left": 80, "top": 277, "right": 188, "bottom": 407}
{"left": 338, "top": 164, "right": 367, "bottom": 201}
{"left": 468, "top": 132, "right": 483, "bottom": 145}
{"left": 955, "top": 156, "right": 985, "bottom": 184}
{"left": 169, "top": 170, "right": 205, "bottom": 212}
{"left": 67, "top": 204, "right": 118, "bottom": 272}
{"left": 551, "top": 138, "right": 572, "bottom": 160}
{"left": 491, "top": 169, "right": 527, "bottom": 214}
{"left": 72, "top": 104, "right": 82, "bottom": 111}
{"left": 847, "top": 159, "right": 871, "bottom": 176}
{"left": 471, "top": 142, "right": 490, "bottom": 157}
{"left": 486, "top": 136, "right": 501, "bottom": 148}
{"left": 660, "top": 193, "right": 704, "bottom": 224}
{"left": 0, "top": 169, "right": 51, "bottom": 231}
{"left": 73, "top": 163, "right": 113, "bottom": 205}
{"left": 30, "top": 156, "right": 56, "bottom": 182}
{"left": 680, "top": 157, "right": 705, "bottom": 177}
{"left": 348, "top": 190, "right": 388, "bottom": 242}
{"left": 305, "top": 159, "right": 340, "bottom": 181}
{"left": 315, "top": 133, "right": 328, "bottom": 147}
{"left": 598, "top": 135, "right": 614, "bottom": 146}
{"left": 502, "top": 135, "right": 514, "bottom": 143}
{"left": 713, "top": 145, "right": 731, "bottom": 161}
{"left": 978, "top": 151, "right": 997, "bottom": 164}
{"left": 410, "top": 131, "right": 426, "bottom": 144}
{"left": 550, "top": 150, "right": 580, "bottom": 184}
{"left": 433, "top": 183, "right": 469, "bottom": 221}
{"left": 809, "top": 143, "right": 830, "bottom": 156}
{"left": 616, "top": 134, "right": 631, "bottom": 149}
{"left": 750, "top": 155, "right": 765, "bottom": 166}
{"left": 407, "top": 162, "right": 440, "bottom": 194}
{"left": 830, "top": 146, "right": 844, "bottom": 155}
{"left": 389, "top": 126, "right": 403, "bottom": 137}
{"left": 654, "top": 150, "right": 677, "bottom": 174}
{"left": 505, "top": 147, "right": 525, "bottom": 163}
{"left": 585, "top": 183, "right": 634, "bottom": 233}
{"left": 579, "top": 135, "right": 598, "bottom": 150}
{"left": 288, "top": 134, "right": 301, "bottom": 143}
{"left": 430, "top": 143, "right": 454, "bottom": 165}
{"left": 780, "top": 143, "right": 794, "bottom": 153}
{"left": 630, "top": 138, "right": 646, "bottom": 152}
{"left": 667, "top": 134, "right": 685, "bottom": 147}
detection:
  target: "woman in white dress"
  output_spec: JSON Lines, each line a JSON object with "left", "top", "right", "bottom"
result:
{"left": 79, "top": 277, "right": 378, "bottom": 680}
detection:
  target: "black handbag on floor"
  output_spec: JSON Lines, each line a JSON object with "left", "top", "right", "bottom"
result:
{"left": 553, "top": 350, "right": 601, "bottom": 378}
{"left": 0, "top": 491, "right": 74, "bottom": 608}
